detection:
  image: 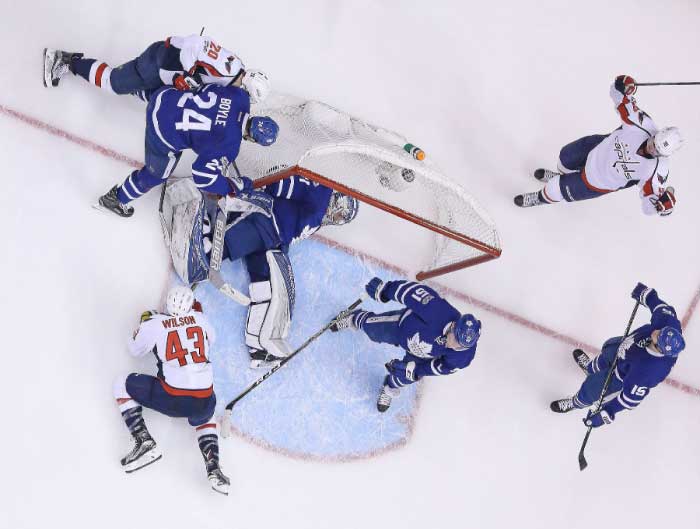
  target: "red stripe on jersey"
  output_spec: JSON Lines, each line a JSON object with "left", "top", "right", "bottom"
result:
{"left": 116, "top": 398, "right": 132, "bottom": 405}
{"left": 616, "top": 96, "right": 634, "bottom": 125}
{"left": 196, "top": 422, "right": 216, "bottom": 431}
{"left": 641, "top": 178, "right": 654, "bottom": 196}
{"left": 195, "top": 61, "right": 223, "bottom": 77}
{"left": 159, "top": 379, "right": 213, "bottom": 398}
{"left": 165, "top": 37, "right": 171, "bottom": 48}
{"left": 581, "top": 168, "right": 612, "bottom": 194}
{"left": 94, "top": 63, "right": 108, "bottom": 87}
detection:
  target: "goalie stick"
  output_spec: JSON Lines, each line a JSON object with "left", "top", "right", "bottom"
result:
{"left": 577, "top": 300, "right": 640, "bottom": 471}
{"left": 220, "top": 294, "right": 367, "bottom": 438}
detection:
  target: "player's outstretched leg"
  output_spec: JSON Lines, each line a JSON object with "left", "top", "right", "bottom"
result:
{"left": 43, "top": 48, "right": 83, "bottom": 88}
{"left": 197, "top": 423, "right": 230, "bottom": 495}
{"left": 97, "top": 185, "right": 135, "bottom": 217}
{"left": 572, "top": 349, "right": 591, "bottom": 373}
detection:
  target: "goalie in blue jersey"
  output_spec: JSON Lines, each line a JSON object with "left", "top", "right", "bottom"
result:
{"left": 163, "top": 172, "right": 359, "bottom": 369}
{"left": 551, "top": 283, "right": 686, "bottom": 428}
{"left": 331, "top": 278, "right": 482, "bottom": 412}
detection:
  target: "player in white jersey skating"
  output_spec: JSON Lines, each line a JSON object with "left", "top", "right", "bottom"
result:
{"left": 44, "top": 34, "right": 270, "bottom": 104}
{"left": 112, "top": 286, "right": 230, "bottom": 495}
{"left": 515, "top": 75, "right": 683, "bottom": 216}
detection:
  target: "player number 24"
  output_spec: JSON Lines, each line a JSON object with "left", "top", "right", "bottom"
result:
{"left": 165, "top": 326, "right": 207, "bottom": 367}
{"left": 175, "top": 92, "right": 217, "bottom": 132}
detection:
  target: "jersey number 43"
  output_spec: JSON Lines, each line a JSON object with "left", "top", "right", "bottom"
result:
{"left": 165, "top": 326, "right": 208, "bottom": 366}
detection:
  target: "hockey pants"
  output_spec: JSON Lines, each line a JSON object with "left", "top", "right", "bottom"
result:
{"left": 573, "top": 337, "right": 624, "bottom": 408}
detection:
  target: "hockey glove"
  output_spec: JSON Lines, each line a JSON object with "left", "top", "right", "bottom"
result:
{"left": 230, "top": 175, "right": 254, "bottom": 194}
{"left": 614, "top": 75, "right": 637, "bottom": 96}
{"left": 631, "top": 282, "right": 655, "bottom": 307}
{"left": 173, "top": 73, "right": 200, "bottom": 91}
{"left": 366, "top": 277, "right": 389, "bottom": 302}
{"left": 386, "top": 360, "right": 417, "bottom": 382}
{"left": 583, "top": 409, "right": 613, "bottom": 428}
{"left": 654, "top": 187, "right": 676, "bottom": 216}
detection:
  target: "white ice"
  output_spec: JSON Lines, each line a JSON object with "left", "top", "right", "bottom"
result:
{"left": 2, "top": 1, "right": 700, "bottom": 528}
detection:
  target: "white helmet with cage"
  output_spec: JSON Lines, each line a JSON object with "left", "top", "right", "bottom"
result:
{"left": 165, "top": 286, "right": 195, "bottom": 316}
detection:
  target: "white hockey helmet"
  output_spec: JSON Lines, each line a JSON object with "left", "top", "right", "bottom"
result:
{"left": 242, "top": 69, "right": 271, "bottom": 104}
{"left": 322, "top": 191, "right": 359, "bottom": 226}
{"left": 165, "top": 286, "right": 195, "bottom": 316}
{"left": 651, "top": 127, "right": 684, "bottom": 157}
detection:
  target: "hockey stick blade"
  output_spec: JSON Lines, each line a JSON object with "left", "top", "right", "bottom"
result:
{"left": 219, "top": 295, "right": 367, "bottom": 437}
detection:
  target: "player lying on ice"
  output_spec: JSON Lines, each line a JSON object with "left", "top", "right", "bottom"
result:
{"left": 551, "top": 283, "right": 685, "bottom": 428}
{"left": 330, "top": 277, "right": 482, "bottom": 412}
{"left": 113, "top": 286, "right": 231, "bottom": 495}
{"left": 44, "top": 34, "right": 270, "bottom": 104}
{"left": 515, "top": 75, "right": 683, "bottom": 216}
{"left": 164, "top": 172, "right": 359, "bottom": 369}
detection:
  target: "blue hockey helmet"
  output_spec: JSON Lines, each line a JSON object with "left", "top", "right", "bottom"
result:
{"left": 656, "top": 326, "right": 685, "bottom": 357}
{"left": 248, "top": 116, "right": 279, "bottom": 146}
{"left": 453, "top": 314, "right": 481, "bottom": 348}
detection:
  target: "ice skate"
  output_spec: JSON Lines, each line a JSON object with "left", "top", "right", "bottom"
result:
{"left": 377, "top": 385, "right": 400, "bottom": 413}
{"left": 94, "top": 185, "right": 134, "bottom": 218}
{"left": 249, "top": 349, "right": 283, "bottom": 369}
{"left": 550, "top": 397, "right": 576, "bottom": 413}
{"left": 534, "top": 168, "right": 561, "bottom": 182}
{"left": 121, "top": 431, "right": 162, "bottom": 473}
{"left": 43, "top": 48, "right": 82, "bottom": 88}
{"left": 572, "top": 349, "right": 591, "bottom": 373}
{"left": 330, "top": 310, "right": 359, "bottom": 332}
{"left": 207, "top": 467, "right": 231, "bottom": 496}
{"left": 514, "top": 191, "right": 547, "bottom": 208}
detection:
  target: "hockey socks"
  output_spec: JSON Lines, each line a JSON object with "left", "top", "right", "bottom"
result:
{"left": 70, "top": 57, "right": 116, "bottom": 93}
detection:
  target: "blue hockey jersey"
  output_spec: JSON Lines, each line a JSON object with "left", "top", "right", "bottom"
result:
{"left": 147, "top": 84, "right": 250, "bottom": 195}
{"left": 264, "top": 175, "right": 334, "bottom": 247}
{"left": 378, "top": 280, "right": 477, "bottom": 379}
{"left": 593, "top": 292, "right": 682, "bottom": 417}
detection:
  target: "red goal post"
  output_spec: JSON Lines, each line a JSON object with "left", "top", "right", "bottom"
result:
{"left": 238, "top": 94, "right": 502, "bottom": 281}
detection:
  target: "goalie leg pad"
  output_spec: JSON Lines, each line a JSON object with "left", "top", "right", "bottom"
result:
{"left": 244, "top": 250, "right": 295, "bottom": 358}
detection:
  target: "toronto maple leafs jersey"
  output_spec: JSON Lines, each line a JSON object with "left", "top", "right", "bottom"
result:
{"left": 584, "top": 84, "right": 669, "bottom": 214}
{"left": 160, "top": 35, "right": 244, "bottom": 87}
{"left": 379, "top": 281, "right": 477, "bottom": 378}
{"left": 148, "top": 84, "right": 250, "bottom": 195}
{"left": 128, "top": 309, "right": 216, "bottom": 397}
{"left": 264, "top": 175, "right": 334, "bottom": 246}
{"left": 591, "top": 292, "right": 681, "bottom": 417}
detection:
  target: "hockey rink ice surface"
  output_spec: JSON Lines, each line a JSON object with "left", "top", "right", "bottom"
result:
{"left": 3, "top": 1, "right": 700, "bottom": 528}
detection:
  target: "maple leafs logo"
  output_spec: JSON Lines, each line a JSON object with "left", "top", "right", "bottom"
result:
{"left": 407, "top": 332, "right": 433, "bottom": 358}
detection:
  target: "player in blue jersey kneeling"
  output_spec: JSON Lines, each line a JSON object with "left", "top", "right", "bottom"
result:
{"left": 331, "top": 277, "right": 482, "bottom": 412}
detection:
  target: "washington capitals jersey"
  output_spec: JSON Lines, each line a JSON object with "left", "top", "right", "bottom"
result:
{"left": 147, "top": 84, "right": 250, "bottom": 195}
{"left": 160, "top": 35, "right": 244, "bottom": 87}
{"left": 597, "top": 293, "right": 681, "bottom": 416}
{"left": 370, "top": 281, "right": 477, "bottom": 378}
{"left": 264, "top": 175, "right": 334, "bottom": 246}
{"left": 584, "top": 84, "right": 669, "bottom": 214}
{"left": 128, "top": 309, "right": 216, "bottom": 397}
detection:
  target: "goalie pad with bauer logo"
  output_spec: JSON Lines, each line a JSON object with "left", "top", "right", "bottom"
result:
{"left": 245, "top": 249, "right": 296, "bottom": 359}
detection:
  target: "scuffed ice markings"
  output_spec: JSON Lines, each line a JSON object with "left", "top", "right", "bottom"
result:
{"left": 177, "top": 239, "right": 419, "bottom": 461}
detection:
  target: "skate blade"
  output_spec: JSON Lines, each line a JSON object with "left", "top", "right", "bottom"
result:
{"left": 43, "top": 48, "right": 58, "bottom": 88}
{"left": 123, "top": 450, "right": 163, "bottom": 473}
{"left": 249, "top": 359, "right": 281, "bottom": 369}
{"left": 209, "top": 480, "right": 230, "bottom": 496}
{"left": 92, "top": 202, "right": 133, "bottom": 218}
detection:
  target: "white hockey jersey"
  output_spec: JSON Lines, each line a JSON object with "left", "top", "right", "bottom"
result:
{"left": 128, "top": 309, "right": 216, "bottom": 397}
{"left": 584, "top": 84, "right": 670, "bottom": 215}
{"left": 161, "top": 35, "right": 245, "bottom": 87}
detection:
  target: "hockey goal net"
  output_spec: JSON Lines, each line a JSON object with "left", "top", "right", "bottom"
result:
{"left": 236, "top": 93, "right": 501, "bottom": 280}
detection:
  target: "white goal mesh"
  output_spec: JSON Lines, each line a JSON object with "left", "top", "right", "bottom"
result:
{"left": 235, "top": 93, "right": 501, "bottom": 280}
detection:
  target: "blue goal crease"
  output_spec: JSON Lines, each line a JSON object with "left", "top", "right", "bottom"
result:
{"left": 169, "top": 238, "right": 419, "bottom": 460}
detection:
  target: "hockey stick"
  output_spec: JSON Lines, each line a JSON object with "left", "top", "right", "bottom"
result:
{"left": 577, "top": 300, "right": 640, "bottom": 471}
{"left": 220, "top": 294, "right": 367, "bottom": 437}
{"left": 636, "top": 81, "right": 700, "bottom": 86}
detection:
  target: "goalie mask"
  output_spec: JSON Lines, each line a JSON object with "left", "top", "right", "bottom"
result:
{"left": 322, "top": 191, "right": 359, "bottom": 226}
